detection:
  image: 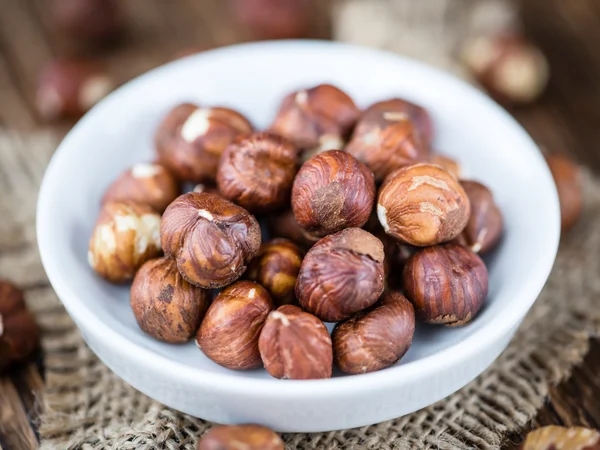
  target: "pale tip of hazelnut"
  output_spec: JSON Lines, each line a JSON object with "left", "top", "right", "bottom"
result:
{"left": 295, "top": 90, "right": 308, "bottom": 106}
{"left": 98, "top": 224, "right": 117, "bottom": 251}
{"left": 139, "top": 214, "right": 162, "bottom": 249}
{"left": 377, "top": 203, "right": 390, "bottom": 233}
{"left": 37, "top": 86, "right": 64, "bottom": 119}
{"left": 494, "top": 49, "right": 549, "bottom": 103}
{"left": 131, "top": 163, "right": 163, "bottom": 179}
{"left": 248, "top": 288, "right": 256, "bottom": 299}
{"left": 462, "top": 36, "right": 498, "bottom": 74}
{"left": 181, "top": 108, "right": 212, "bottom": 143}
{"left": 87, "top": 250, "right": 96, "bottom": 268}
{"left": 79, "top": 75, "right": 114, "bottom": 111}
{"left": 270, "top": 310, "right": 290, "bottom": 326}
{"left": 318, "top": 134, "right": 344, "bottom": 151}
{"left": 382, "top": 111, "right": 409, "bottom": 122}
{"left": 197, "top": 209, "right": 214, "bottom": 221}
{"left": 114, "top": 213, "right": 138, "bottom": 232}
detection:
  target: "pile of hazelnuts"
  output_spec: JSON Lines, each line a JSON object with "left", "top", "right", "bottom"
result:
{"left": 88, "top": 82, "right": 505, "bottom": 379}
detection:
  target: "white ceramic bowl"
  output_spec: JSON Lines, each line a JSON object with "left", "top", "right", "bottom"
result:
{"left": 37, "top": 40, "right": 560, "bottom": 432}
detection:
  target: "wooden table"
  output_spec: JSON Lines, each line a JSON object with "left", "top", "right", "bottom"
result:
{"left": 0, "top": 0, "right": 598, "bottom": 448}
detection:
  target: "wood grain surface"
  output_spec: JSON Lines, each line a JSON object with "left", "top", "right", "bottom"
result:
{"left": 0, "top": 0, "right": 598, "bottom": 448}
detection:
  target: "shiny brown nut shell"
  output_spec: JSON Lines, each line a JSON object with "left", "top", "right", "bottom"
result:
{"left": 520, "top": 426, "right": 600, "bottom": 450}
{"left": 269, "top": 84, "right": 360, "bottom": 152}
{"left": 295, "top": 228, "right": 385, "bottom": 322}
{"left": 102, "top": 162, "right": 179, "bottom": 213}
{"left": 292, "top": 150, "right": 376, "bottom": 238}
{"left": 196, "top": 281, "right": 272, "bottom": 370}
{"left": 155, "top": 104, "right": 252, "bottom": 182}
{"left": 217, "top": 132, "right": 299, "bottom": 213}
{"left": 50, "top": 0, "right": 123, "bottom": 45}
{"left": 456, "top": 180, "right": 503, "bottom": 254}
{"left": 161, "top": 192, "right": 261, "bottom": 288}
{"left": 430, "top": 154, "right": 461, "bottom": 179}
{"left": 88, "top": 201, "right": 162, "bottom": 283}
{"left": 131, "top": 257, "right": 210, "bottom": 343}
{"left": 403, "top": 244, "right": 488, "bottom": 326}
{"left": 0, "top": 281, "right": 39, "bottom": 371}
{"left": 377, "top": 163, "right": 471, "bottom": 246}
{"left": 332, "top": 291, "right": 415, "bottom": 374}
{"left": 198, "top": 424, "right": 284, "bottom": 450}
{"left": 246, "top": 239, "right": 304, "bottom": 307}
{"left": 546, "top": 154, "right": 583, "bottom": 232}
{"left": 259, "top": 305, "right": 332, "bottom": 379}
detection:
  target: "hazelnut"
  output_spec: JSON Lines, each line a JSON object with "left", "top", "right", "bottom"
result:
{"left": 461, "top": 33, "right": 549, "bottom": 105}
{"left": 259, "top": 305, "right": 332, "bottom": 379}
{"left": 196, "top": 281, "right": 272, "bottom": 370}
{"left": 269, "top": 84, "right": 360, "bottom": 156}
{"left": 102, "top": 162, "right": 179, "bottom": 213}
{"left": 246, "top": 239, "right": 304, "bottom": 307}
{"left": 403, "top": 244, "right": 488, "bottom": 326}
{"left": 0, "top": 281, "right": 39, "bottom": 372}
{"left": 217, "top": 132, "right": 299, "bottom": 213}
{"left": 455, "top": 180, "right": 503, "bottom": 254}
{"left": 88, "top": 201, "right": 162, "bottom": 283}
{"left": 36, "top": 59, "right": 114, "bottom": 120}
{"left": 546, "top": 154, "right": 583, "bottom": 232}
{"left": 430, "top": 154, "right": 461, "bottom": 179}
{"left": 377, "top": 163, "right": 471, "bottom": 246}
{"left": 265, "top": 209, "right": 317, "bottom": 250}
{"left": 198, "top": 424, "right": 284, "bottom": 450}
{"left": 332, "top": 291, "right": 415, "bottom": 374}
{"left": 346, "top": 116, "right": 428, "bottom": 182}
{"left": 155, "top": 104, "right": 252, "bottom": 183}
{"left": 131, "top": 257, "right": 210, "bottom": 343}
{"left": 521, "top": 426, "right": 600, "bottom": 450}
{"left": 292, "top": 150, "right": 376, "bottom": 238}
{"left": 161, "top": 192, "right": 261, "bottom": 288}
{"left": 296, "top": 228, "right": 384, "bottom": 322}
{"left": 229, "top": 0, "right": 313, "bottom": 41}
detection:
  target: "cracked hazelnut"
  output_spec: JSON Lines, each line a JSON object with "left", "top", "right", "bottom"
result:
{"left": 377, "top": 163, "right": 471, "bottom": 246}
{"left": 292, "top": 150, "right": 376, "bottom": 238}
{"left": 88, "top": 201, "right": 162, "bottom": 283}
{"left": 461, "top": 33, "right": 549, "bottom": 105}
{"left": 296, "top": 228, "right": 384, "bottom": 322}
{"left": 430, "top": 154, "right": 461, "bottom": 179}
{"left": 521, "top": 426, "right": 600, "bottom": 450}
{"left": 546, "top": 154, "right": 583, "bottom": 232}
{"left": 131, "top": 257, "right": 210, "bottom": 343}
{"left": 36, "top": 59, "right": 114, "bottom": 120}
{"left": 0, "top": 281, "right": 39, "bottom": 372}
{"left": 155, "top": 104, "right": 252, "bottom": 183}
{"left": 455, "top": 180, "right": 503, "bottom": 254}
{"left": 332, "top": 291, "right": 415, "bottom": 374}
{"left": 269, "top": 84, "right": 360, "bottom": 157}
{"left": 217, "top": 132, "right": 299, "bottom": 213}
{"left": 102, "top": 162, "right": 179, "bottom": 213}
{"left": 259, "top": 305, "right": 332, "bottom": 379}
{"left": 403, "top": 244, "right": 488, "bottom": 326}
{"left": 161, "top": 192, "right": 261, "bottom": 288}
{"left": 196, "top": 281, "right": 272, "bottom": 370}
{"left": 346, "top": 111, "right": 428, "bottom": 182}
{"left": 246, "top": 239, "right": 304, "bottom": 307}
{"left": 266, "top": 209, "right": 317, "bottom": 250}
{"left": 198, "top": 424, "right": 284, "bottom": 450}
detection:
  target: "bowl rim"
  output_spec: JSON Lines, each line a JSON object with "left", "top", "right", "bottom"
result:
{"left": 37, "top": 39, "right": 560, "bottom": 399}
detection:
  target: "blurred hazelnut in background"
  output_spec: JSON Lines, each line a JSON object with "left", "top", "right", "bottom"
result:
{"left": 546, "top": 154, "right": 583, "bottom": 232}
{"left": 198, "top": 424, "right": 284, "bottom": 450}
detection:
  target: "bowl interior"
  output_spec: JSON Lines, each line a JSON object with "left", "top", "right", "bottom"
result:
{"left": 38, "top": 41, "right": 559, "bottom": 384}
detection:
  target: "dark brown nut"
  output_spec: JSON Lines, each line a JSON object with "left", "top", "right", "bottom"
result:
{"left": 259, "top": 305, "right": 332, "bottom": 379}
{"left": 265, "top": 209, "right": 317, "bottom": 250}
{"left": 377, "top": 163, "right": 471, "bottom": 246}
{"left": 246, "top": 239, "right": 304, "bottom": 307}
{"left": 403, "top": 244, "right": 488, "bottom": 326}
{"left": 346, "top": 115, "right": 428, "bottom": 182}
{"left": 357, "top": 98, "right": 434, "bottom": 148}
{"left": 155, "top": 104, "right": 252, "bottom": 183}
{"left": 217, "top": 132, "right": 299, "bottom": 213}
{"left": 520, "top": 426, "right": 600, "bottom": 450}
{"left": 198, "top": 424, "right": 284, "bottom": 450}
{"left": 130, "top": 257, "right": 210, "bottom": 343}
{"left": 461, "top": 33, "right": 549, "bottom": 105}
{"left": 430, "top": 154, "right": 461, "bottom": 179}
{"left": 332, "top": 291, "right": 415, "bottom": 374}
{"left": 101, "top": 162, "right": 179, "bottom": 213}
{"left": 196, "top": 281, "right": 272, "bottom": 370}
{"left": 455, "top": 180, "right": 503, "bottom": 254}
{"left": 546, "top": 154, "right": 583, "bottom": 232}
{"left": 88, "top": 201, "right": 162, "bottom": 283}
{"left": 292, "top": 150, "right": 376, "bottom": 238}
{"left": 0, "top": 281, "right": 39, "bottom": 372}
{"left": 36, "top": 59, "right": 114, "bottom": 120}
{"left": 229, "top": 0, "right": 313, "bottom": 41}
{"left": 161, "top": 192, "right": 261, "bottom": 288}
{"left": 269, "top": 84, "right": 360, "bottom": 155}
{"left": 296, "top": 228, "right": 384, "bottom": 322}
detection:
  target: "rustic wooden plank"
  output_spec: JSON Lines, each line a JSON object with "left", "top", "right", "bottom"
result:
{"left": 0, "top": 377, "right": 38, "bottom": 450}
